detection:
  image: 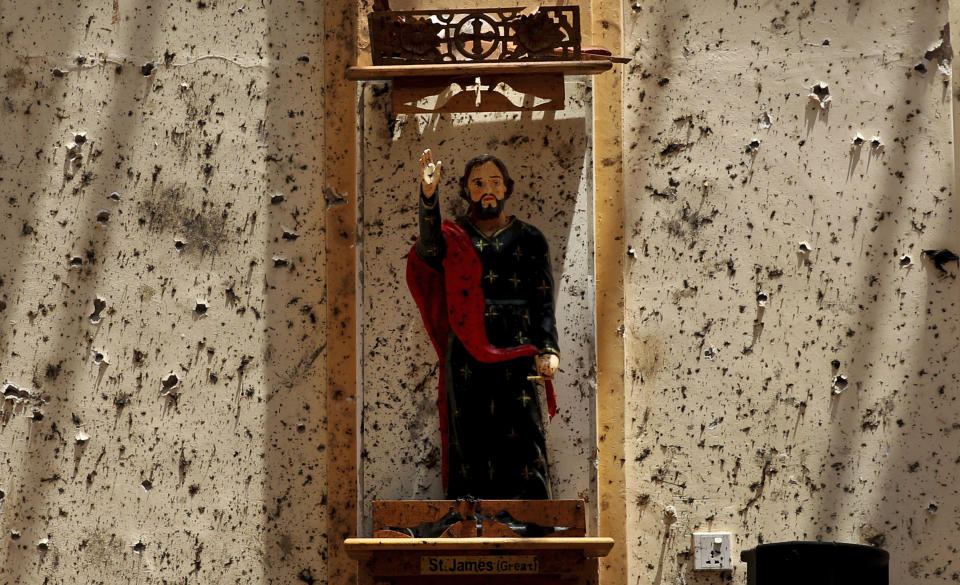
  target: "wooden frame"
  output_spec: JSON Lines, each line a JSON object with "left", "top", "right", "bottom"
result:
{"left": 327, "top": 1, "right": 628, "bottom": 583}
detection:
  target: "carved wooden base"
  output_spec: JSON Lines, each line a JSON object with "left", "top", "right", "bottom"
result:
{"left": 346, "top": 500, "right": 612, "bottom": 585}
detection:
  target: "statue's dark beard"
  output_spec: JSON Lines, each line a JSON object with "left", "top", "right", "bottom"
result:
{"left": 469, "top": 198, "right": 504, "bottom": 220}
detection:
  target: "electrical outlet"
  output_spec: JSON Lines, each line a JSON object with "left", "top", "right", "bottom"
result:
{"left": 692, "top": 532, "right": 733, "bottom": 571}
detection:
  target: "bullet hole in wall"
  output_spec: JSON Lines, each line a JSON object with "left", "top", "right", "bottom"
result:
{"left": 174, "top": 239, "right": 186, "bottom": 251}
{"left": 756, "top": 291, "right": 769, "bottom": 306}
{"left": 663, "top": 505, "right": 677, "bottom": 524}
{"left": 108, "top": 191, "right": 121, "bottom": 200}
{"left": 808, "top": 82, "right": 831, "bottom": 109}
{"left": 132, "top": 540, "right": 146, "bottom": 554}
{"left": 831, "top": 359, "right": 841, "bottom": 370}
{"left": 75, "top": 430, "right": 90, "bottom": 443}
{"left": 69, "top": 256, "right": 83, "bottom": 268}
{"left": 89, "top": 297, "right": 106, "bottom": 324}
{"left": 96, "top": 210, "right": 110, "bottom": 224}
{"left": 141, "top": 479, "right": 153, "bottom": 492}
{"left": 746, "top": 139, "right": 760, "bottom": 153}
{"left": 141, "top": 62, "right": 155, "bottom": 76}
{"left": 899, "top": 254, "right": 913, "bottom": 267}
{"left": 832, "top": 375, "right": 848, "bottom": 394}
{"left": 851, "top": 134, "right": 865, "bottom": 147}
{"left": 798, "top": 241, "right": 812, "bottom": 253}
{"left": 161, "top": 373, "right": 180, "bottom": 395}
{"left": 273, "top": 256, "right": 289, "bottom": 268}
{"left": 270, "top": 193, "right": 285, "bottom": 205}
{"left": 3, "top": 383, "right": 30, "bottom": 401}
{"left": 282, "top": 230, "right": 299, "bottom": 241}
{"left": 37, "top": 538, "right": 49, "bottom": 551}
{"left": 92, "top": 350, "right": 107, "bottom": 366}
{"left": 194, "top": 301, "right": 208, "bottom": 316}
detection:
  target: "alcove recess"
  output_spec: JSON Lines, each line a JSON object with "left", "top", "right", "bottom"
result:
{"left": 346, "top": 4, "right": 626, "bottom": 114}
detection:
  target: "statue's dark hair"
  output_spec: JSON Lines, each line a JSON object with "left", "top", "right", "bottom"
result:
{"left": 458, "top": 154, "right": 514, "bottom": 200}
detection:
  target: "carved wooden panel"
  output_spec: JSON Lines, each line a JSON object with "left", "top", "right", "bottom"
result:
{"left": 369, "top": 7, "right": 581, "bottom": 65}
{"left": 392, "top": 73, "right": 564, "bottom": 113}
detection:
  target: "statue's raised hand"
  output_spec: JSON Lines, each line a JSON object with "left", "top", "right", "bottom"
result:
{"left": 419, "top": 149, "right": 443, "bottom": 199}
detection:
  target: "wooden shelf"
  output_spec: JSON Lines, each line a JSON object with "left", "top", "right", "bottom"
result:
{"left": 345, "top": 536, "right": 615, "bottom": 559}
{"left": 346, "top": 60, "right": 612, "bottom": 80}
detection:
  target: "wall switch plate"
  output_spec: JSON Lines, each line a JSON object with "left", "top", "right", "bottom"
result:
{"left": 692, "top": 532, "right": 733, "bottom": 571}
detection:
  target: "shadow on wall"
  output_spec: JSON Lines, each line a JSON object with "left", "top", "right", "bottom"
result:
{"left": 0, "top": 2, "right": 169, "bottom": 580}
{"left": 357, "top": 82, "right": 597, "bottom": 535}
{"left": 814, "top": 10, "right": 958, "bottom": 582}
{"left": 263, "top": 1, "right": 328, "bottom": 584}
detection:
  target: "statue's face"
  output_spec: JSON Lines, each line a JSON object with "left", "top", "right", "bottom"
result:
{"left": 466, "top": 161, "right": 507, "bottom": 211}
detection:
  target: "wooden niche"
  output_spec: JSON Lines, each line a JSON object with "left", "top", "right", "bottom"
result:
{"left": 347, "top": 6, "right": 618, "bottom": 113}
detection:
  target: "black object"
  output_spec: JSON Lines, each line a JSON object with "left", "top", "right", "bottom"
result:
{"left": 384, "top": 509, "right": 465, "bottom": 538}
{"left": 741, "top": 541, "right": 888, "bottom": 585}
{"left": 922, "top": 248, "right": 959, "bottom": 273}
{"left": 477, "top": 510, "right": 573, "bottom": 537}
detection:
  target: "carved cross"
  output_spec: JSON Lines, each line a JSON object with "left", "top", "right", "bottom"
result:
{"left": 465, "top": 76, "right": 492, "bottom": 108}
{"left": 464, "top": 16, "right": 496, "bottom": 56}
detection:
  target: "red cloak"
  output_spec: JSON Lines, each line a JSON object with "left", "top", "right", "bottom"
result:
{"left": 406, "top": 220, "right": 557, "bottom": 488}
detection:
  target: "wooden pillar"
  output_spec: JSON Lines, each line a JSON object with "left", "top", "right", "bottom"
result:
{"left": 591, "top": 1, "right": 627, "bottom": 584}
{"left": 325, "top": 1, "right": 359, "bottom": 583}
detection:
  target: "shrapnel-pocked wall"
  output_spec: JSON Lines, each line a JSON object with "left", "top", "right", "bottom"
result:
{"left": 2, "top": 1, "right": 959, "bottom": 584}
{"left": 0, "top": 1, "right": 328, "bottom": 583}
{"left": 623, "top": 1, "right": 959, "bottom": 584}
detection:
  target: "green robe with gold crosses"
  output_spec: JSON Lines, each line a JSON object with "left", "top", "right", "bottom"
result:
{"left": 416, "top": 191, "right": 560, "bottom": 500}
